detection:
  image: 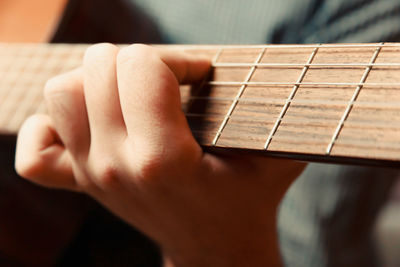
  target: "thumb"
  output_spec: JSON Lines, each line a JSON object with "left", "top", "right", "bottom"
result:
{"left": 15, "top": 114, "right": 77, "bottom": 190}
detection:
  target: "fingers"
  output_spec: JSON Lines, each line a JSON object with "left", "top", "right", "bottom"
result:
{"left": 156, "top": 47, "right": 211, "bottom": 84}
{"left": 44, "top": 68, "right": 90, "bottom": 158}
{"left": 16, "top": 44, "right": 211, "bottom": 190}
{"left": 15, "top": 114, "right": 77, "bottom": 190}
{"left": 83, "top": 44, "right": 126, "bottom": 144}
{"left": 116, "top": 44, "right": 210, "bottom": 149}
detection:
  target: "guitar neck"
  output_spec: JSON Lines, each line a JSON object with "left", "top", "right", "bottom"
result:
{"left": 1, "top": 42, "right": 400, "bottom": 166}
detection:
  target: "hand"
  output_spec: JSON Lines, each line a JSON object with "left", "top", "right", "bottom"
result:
{"left": 15, "top": 44, "right": 305, "bottom": 267}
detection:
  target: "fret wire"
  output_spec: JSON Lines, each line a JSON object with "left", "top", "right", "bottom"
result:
{"left": 212, "top": 48, "right": 223, "bottom": 63}
{"left": 213, "top": 62, "right": 400, "bottom": 67}
{"left": 264, "top": 44, "right": 321, "bottom": 150}
{"left": 207, "top": 81, "right": 400, "bottom": 86}
{"left": 186, "top": 96, "right": 400, "bottom": 109}
{"left": 325, "top": 42, "right": 384, "bottom": 155}
{"left": 211, "top": 48, "right": 267, "bottom": 146}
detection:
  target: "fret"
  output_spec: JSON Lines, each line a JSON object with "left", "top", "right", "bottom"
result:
{"left": 326, "top": 43, "right": 383, "bottom": 155}
{"left": 211, "top": 47, "right": 266, "bottom": 146}
{"left": 264, "top": 45, "right": 320, "bottom": 149}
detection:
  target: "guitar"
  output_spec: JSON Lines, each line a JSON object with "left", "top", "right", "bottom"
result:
{"left": 2, "top": 42, "right": 400, "bottom": 167}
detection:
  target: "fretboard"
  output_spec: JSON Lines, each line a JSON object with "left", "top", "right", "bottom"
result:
{"left": 1, "top": 43, "right": 400, "bottom": 166}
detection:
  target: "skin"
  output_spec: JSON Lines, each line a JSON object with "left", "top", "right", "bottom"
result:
{"left": 15, "top": 43, "right": 305, "bottom": 266}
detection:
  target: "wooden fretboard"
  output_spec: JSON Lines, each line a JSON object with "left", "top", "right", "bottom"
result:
{"left": 1, "top": 43, "right": 400, "bottom": 166}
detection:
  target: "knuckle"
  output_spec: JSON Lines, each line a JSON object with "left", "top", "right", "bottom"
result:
{"left": 117, "top": 44, "right": 157, "bottom": 66}
{"left": 135, "top": 153, "right": 164, "bottom": 182}
{"left": 44, "top": 71, "right": 82, "bottom": 101}
{"left": 173, "top": 140, "right": 202, "bottom": 169}
{"left": 134, "top": 139, "right": 200, "bottom": 182}
{"left": 89, "top": 155, "right": 121, "bottom": 187}
{"left": 43, "top": 75, "right": 64, "bottom": 98}
{"left": 24, "top": 113, "right": 49, "bottom": 127}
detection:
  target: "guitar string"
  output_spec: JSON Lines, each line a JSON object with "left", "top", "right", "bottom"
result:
{"left": 184, "top": 113, "right": 400, "bottom": 128}
{"left": 192, "top": 129, "right": 400, "bottom": 145}
{"left": 183, "top": 96, "right": 400, "bottom": 109}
